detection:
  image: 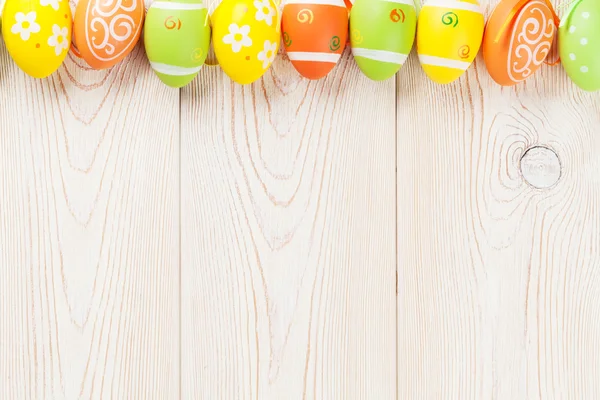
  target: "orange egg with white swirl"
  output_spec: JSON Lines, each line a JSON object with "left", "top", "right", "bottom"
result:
{"left": 483, "top": 0, "right": 556, "bottom": 86}
{"left": 73, "top": 0, "right": 145, "bottom": 69}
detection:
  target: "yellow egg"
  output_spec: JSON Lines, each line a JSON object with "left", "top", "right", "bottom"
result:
{"left": 212, "top": 0, "right": 281, "bottom": 85}
{"left": 2, "top": 0, "right": 72, "bottom": 78}
{"left": 417, "top": 0, "right": 484, "bottom": 84}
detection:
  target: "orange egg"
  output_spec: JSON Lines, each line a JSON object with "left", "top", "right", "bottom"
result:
{"left": 73, "top": 0, "right": 145, "bottom": 69}
{"left": 282, "top": 0, "right": 348, "bottom": 80}
{"left": 483, "top": 0, "right": 557, "bottom": 86}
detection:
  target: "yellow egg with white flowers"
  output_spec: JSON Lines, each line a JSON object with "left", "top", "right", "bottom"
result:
{"left": 2, "top": 0, "right": 72, "bottom": 78}
{"left": 417, "top": 0, "right": 484, "bottom": 84}
{"left": 212, "top": 0, "right": 281, "bottom": 85}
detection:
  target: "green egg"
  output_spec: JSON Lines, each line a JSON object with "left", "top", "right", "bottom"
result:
{"left": 350, "top": 0, "right": 416, "bottom": 81}
{"left": 144, "top": 0, "right": 211, "bottom": 88}
{"left": 559, "top": 0, "right": 600, "bottom": 91}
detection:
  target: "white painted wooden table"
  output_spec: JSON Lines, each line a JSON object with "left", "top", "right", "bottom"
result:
{"left": 1, "top": 0, "right": 599, "bottom": 398}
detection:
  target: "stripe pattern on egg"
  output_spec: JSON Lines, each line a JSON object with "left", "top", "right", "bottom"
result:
{"left": 417, "top": 0, "right": 484, "bottom": 84}
{"left": 282, "top": 0, "right": 349, "bottom": 80}
{"left": 350, "top": 0, "right": 417, "bottom": 81}
{"left": 144, "top": 0, "right": 211, "bottom": 88}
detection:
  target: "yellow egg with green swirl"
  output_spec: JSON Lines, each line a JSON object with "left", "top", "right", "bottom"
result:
{"left": 417, "top": 0, "right": 484, "bottom": 84}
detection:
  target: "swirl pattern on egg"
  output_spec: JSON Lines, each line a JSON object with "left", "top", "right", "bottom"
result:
{"left": 507, "top": 1, "right": 555, "bottom": 82}
{"left": 483, "top": 0, "right": 556, "bottom": 86}
{"left": 74, "top": 0, "right": 145, "bottom": 69}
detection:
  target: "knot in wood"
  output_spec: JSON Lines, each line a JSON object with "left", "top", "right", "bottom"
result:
{"left": 520, "top": 146, "right": 561, "bottom": 189}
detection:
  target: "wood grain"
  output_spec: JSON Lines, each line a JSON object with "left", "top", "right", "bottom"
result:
{"left": 0, "top": 33, "right": 180, "bottom": 399}
{"left": 3, "top": 0, "right": 600, "bottom": 397}
{"left": 398, "top": 1, "right": 600, "bottom": 398}
{"left": 181, "top": 50, "right": 397, "bottom": 399}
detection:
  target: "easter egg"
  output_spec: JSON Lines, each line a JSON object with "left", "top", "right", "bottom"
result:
{"left": 282, "top": 0, "right": 348, "bottom": 80}
{"left": 144, "top": 0, "right": 211, "bottom": 88}
{"left": 483, "top": 0, "right": 556, "bottom": 86}
{"left": 559, "top": 0, "right": 600, "bottom": 91}
{"left": 212, "top": 0, "right": 281, "bottom": 85}
{"left": 2, "top": 0, "right": 72, "bottom": 78}
{"left": 417, "top": 0, "right": 484, "bottom": 84}
{"left": 73, "top": 0, "right": 145, "bottom": 69}
{"left": 350, "top": 0, "right": 416, "bottom": 81}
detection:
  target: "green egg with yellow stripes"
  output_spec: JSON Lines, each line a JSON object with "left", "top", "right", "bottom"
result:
{"left": 144, "top": 0, "right": 211, "bottom": 88}
{"left": 350, "top": 0, "right": 417, "bottom": 81}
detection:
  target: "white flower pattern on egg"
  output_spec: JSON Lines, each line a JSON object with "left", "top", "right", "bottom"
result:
{"left": 254, "top": 0, "right": 275, "bottom": 26}
{"left": 48, "top": 24, "right": 69, "bottom": 56}
{"left": 257, "top": 39, "right": 277, "bottom": 69}
{"left": 223, "top": 23, "right": 252, "bottom": 53}
{"left": 40, "top": 0, "right": 60, "bottom": 11}
{"left": 11, "top": 12, "right": 41, "bottom": 41}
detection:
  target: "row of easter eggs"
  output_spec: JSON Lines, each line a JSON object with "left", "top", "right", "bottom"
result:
{"left": 293, "top": 0, "right": 599, "bottom": 90}
{"left": 0, "top": 0, "right": 599, "bottom": 91}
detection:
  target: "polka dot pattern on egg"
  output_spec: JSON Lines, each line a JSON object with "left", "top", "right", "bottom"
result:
{"left": 558, "top": 0, "right": 600, "bottom": 91}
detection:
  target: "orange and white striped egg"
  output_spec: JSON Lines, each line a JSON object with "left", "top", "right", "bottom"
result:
{"left": 282, "top": 0, "right": 349, "bottom": 80}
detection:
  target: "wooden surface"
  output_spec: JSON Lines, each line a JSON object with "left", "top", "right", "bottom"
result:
{"left": 181, "top": 50, "right": 396, "bottom": 399}
{"left": 0, "top": 38, "right": 180, "bottom": 399}
{"left": 2, "top": 0, "right": 600, "bottom": 398}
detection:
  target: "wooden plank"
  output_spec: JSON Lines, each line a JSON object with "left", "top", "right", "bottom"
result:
{"left": 398, "top": 0, "right": 600, "bottom": 397}
{"left": 0, "top": 35, "right": 180, "bottom": 398}
{"left": 181, "top": 49, "right": 397, "bottom": 398}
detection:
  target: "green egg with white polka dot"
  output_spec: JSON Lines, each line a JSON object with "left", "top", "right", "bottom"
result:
{"left": 144, "top": 0, "right": 211, "bottom": 88}
{"left": 559, "top": 0, "right": 600, "bottom": 91}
